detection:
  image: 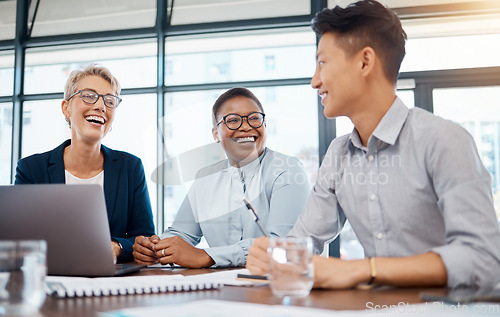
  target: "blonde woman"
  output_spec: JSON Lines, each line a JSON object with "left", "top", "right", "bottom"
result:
{"left": 15, "top": 64, "right": 155, "bottom": 263}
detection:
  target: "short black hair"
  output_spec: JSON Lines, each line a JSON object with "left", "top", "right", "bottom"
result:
{"left": 212, "top": 87, "right": 264, "bottom": 126}
{"left": 312, "top": 0, "right": 407, "bottom": 83}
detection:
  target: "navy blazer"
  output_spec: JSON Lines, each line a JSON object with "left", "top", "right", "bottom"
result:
{"left": 14, "top": 139, "right": 155, "bottom": 263}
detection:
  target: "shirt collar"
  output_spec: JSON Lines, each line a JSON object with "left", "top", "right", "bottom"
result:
{"left": 371, "top": 97, "right": 409, "bottom": 146}
{"left": 348, "top": 97, "right": 409, "bottom": 151}
{"left": 226, "top": 147, "right": 268, "bottom": 178}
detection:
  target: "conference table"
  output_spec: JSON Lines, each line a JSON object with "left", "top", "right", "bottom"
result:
{"left": 38, "top": 266, "right": 454, "bottom": 317}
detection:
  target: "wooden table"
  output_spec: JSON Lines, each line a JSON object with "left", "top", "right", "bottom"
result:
{"left": 39, "top": 267, "right": 448, "bottom": 317}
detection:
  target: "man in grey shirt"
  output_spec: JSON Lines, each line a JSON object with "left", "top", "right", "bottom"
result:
{"left": 246, "top": 0, "right": 500, "bottom": 290}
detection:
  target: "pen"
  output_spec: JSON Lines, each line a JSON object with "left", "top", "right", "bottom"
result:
{"left": 237, "top": 273, "right": 268, "bottom": 280}
{"left": 243, "top": 198, "right": 270, "bottom": 237}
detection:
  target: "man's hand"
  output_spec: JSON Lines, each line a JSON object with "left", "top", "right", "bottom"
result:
{"left": 155, "top": 236, "right": 215, "bottom": 268}
{"left": 312, "top": 252, "right": 447, "bottom": 289}
{"left": 133, "top": 235, "right": 160, "bottom": 265}
{"left": 246, "top": 237, "right": 270, "bottom": 275}
{"left": 313, "top": 256, "right": 370, "bottom": 289}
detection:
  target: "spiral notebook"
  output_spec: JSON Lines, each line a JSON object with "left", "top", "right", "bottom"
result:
{"left": 46, "top": 274, "right": 222, "bottom": 298}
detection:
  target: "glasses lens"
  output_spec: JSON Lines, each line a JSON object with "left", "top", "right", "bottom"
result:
{"left": 103, "top": 95, "right": 119, "bottom": 108}
{"left": 225, "top": 114, "right": 242, "bottom": 130}
{"left": 81, "top": 90, "right": 98, "bottom": 104}
{"left": 248, "top": 113, "right": 264, "bottom": 128}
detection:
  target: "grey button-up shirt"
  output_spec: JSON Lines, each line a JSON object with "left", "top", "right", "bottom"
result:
{"left": 162, "top": 148, "right": 311, "bottom": 268}
{"left": 289, "top": 97, "right": 500, "bottom": 289}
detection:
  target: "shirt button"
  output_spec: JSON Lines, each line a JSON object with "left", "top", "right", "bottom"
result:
{"left": 370, "top": 194, "right": 377, "bottom": 201}
{"left": 376, "top": 232, "right": 384, "bottom": 240}
{"left": 368, "top": 155, "right": 374, "bottom": 162}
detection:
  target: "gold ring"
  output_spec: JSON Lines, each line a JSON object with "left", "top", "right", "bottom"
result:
{"left": 162, "top": 248, "right": 165, "bottom": 257}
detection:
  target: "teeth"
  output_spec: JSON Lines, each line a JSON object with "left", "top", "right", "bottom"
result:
{"left": 86, "top": 116, "right": 105, "bottom": 124}
{"left": 236, "top": 137, "right": 255, "bottom": 143}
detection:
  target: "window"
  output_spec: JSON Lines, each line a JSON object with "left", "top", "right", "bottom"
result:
{"left": 29, "top": 0, "right": 156, "bottom": 37}
{"left": 0, "top": 103, "right": 12, "bottom": 184}
{"left": 25, "top": 40, "right": 157, "bottom": 95}
{"left": 264, "top": 55, "right": 276, "bottom": 72}
{"left": 171, "top": 0, "right": 310, "bottom": 25}
{"left": 402, "top": 34, "right": 500, "bottom": 72}
{"left": 22, "top": 99, "right": 69, "bottom": 158}
{"left": 165, "top": 28, "right": 316, "bottom": 85}
{"left": 433, "top": 86, "right": 500, "bottom": 221}
{"left": 0, "top": 51, "right": 14, "bottom": 96}
{"left": 0, "top": 1, "right": 15, "bottom": 40}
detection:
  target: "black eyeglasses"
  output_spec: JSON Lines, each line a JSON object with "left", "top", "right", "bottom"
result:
{"left": 216, "top": 112, "right": 265, "bottom": 130}
{"left": 67, "top": 90, "right": 122, "bottom": 109}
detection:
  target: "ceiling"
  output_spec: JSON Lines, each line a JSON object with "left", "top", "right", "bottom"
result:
{"left": 1, "top": 0, "right": 499, "bottom": 40}
{"left": 330, "top": 0, "right": 500, "bottom": 37}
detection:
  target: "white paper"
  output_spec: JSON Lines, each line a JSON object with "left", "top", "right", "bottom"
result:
{"left": 185, "top": 268, "right": 263, "bottom": 286}
{"left": 99, "top": 299, "right": 352, "bottom": 317}
{"left": 100, "top": 300, "right": 500, "bottom": 317}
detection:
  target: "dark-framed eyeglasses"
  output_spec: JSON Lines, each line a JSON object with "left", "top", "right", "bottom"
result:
{"left": 67, "top": 89, "right": 122, "bottom": 109}
{"left": 216, "top": 112, "right": 265, "bottom": 130}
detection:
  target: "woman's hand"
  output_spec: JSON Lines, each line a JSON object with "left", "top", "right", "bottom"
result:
{"left": 133, "top": 235, "right": 161, "bottom": 265}
{"left": 111, "top": 241, "right": 122, "bottom": 264}
{"left": 155, "top": 236, "right": 215, "bottom": 268}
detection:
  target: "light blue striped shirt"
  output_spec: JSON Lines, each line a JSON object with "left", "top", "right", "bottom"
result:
{"left": 289, "top": 97, "right": 500, "bottom": 289}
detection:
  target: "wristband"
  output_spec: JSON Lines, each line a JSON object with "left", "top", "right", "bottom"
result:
{"left": 368, "top": 257, "right": 376, "bottom": 285}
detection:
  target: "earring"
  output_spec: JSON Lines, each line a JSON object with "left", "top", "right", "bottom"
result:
{"left": 65, "top": 117, "right": 71, "bottom": 129}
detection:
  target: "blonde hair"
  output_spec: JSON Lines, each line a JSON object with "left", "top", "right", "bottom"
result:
{"left": 64, "top": 63, "right": 121, "bottom": 100}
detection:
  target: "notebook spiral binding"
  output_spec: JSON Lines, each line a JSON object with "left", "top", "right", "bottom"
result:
{"left": 46, "top": 275, "right": 223, "bottom": 298}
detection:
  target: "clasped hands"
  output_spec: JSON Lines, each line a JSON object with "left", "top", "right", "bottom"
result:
{"left": 133, "top": 235, "right": 215, "bottom": 268}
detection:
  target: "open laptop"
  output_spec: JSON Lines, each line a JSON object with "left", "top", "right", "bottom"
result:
{"left": 0, "top": 184, "right": 145, "bottom": 277}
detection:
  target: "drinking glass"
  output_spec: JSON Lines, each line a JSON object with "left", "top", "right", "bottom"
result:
{"left": 0, "top": 240, "right": 47, "bottom": 316}
{"left": 268, "top": 237, "right": 314, "bottom": 297}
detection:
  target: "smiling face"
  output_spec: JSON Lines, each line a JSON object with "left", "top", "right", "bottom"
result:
{"left": 62, "top": 75, "right": 116, "bottom": 145}
{"left": 212, "top": 96, "right": 267, "bottom": 167}
{"left": 311, "top": 32, "right": 364, "bottom": 119}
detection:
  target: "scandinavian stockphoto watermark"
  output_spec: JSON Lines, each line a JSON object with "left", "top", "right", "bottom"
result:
{"left": 365, "top": 301, "right": 500, "bottom": 314}
{"left": 151, "top": 139, "right": 404, "bottom": 188}
{"left": 316, "top": 153, "right": 403, "bottom": 187}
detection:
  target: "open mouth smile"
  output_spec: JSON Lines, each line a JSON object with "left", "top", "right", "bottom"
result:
{"left": 233, "top": 136, "right": 256, "bottom": 143}
{"left": 85, "top": 115, "right": 105, "bottom": 125}
{"left": 319, "top": 92, "right": 327, "bottom": 104}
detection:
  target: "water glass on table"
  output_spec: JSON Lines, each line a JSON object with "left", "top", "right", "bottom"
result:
{"left": 0, "top": 240, "right": 47, "bottom": 316}
{"left": 268, "top": 237, "right": 314, "bottom": 297}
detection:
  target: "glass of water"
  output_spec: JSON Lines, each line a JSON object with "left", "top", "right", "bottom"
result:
{"left": 0, "top": 240, "right": 47, "bottom": 316}
{"left": 268, "top": 237, "right": 314, "bottom": 297}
